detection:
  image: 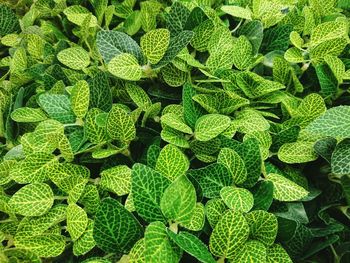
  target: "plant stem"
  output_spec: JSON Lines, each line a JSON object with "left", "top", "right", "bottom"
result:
{"left": 169, "top": 222, "right": 178, "bottom": 234}
{"left": 217, "top": 257, "right": 225, "bottom": 263}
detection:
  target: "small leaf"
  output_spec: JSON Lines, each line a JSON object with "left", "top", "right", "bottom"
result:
{"left": 67, "top": 203, "right": 88, "bottom": 241}
{"left": 141, "top": 28, "right": 170, "bottom": 64}
{"left": 57, "top": 47, "right": 90, "bottom": 70}
{"left": 108, "top": 53, "right": 142, "bottom": 81}
{"left": 209, "top": 210, "right": 250, "bottom": 259}
{"left": 205, "top": 198, "right": 227, "bottom": 228}
{"left": 155, "top": 144, "right": 189, "bottom": 181}
{"left": 73, "top": 219, "right": 96, "bottom": 256}
{"left": 220, "top": 186, "right": 254, "bottom": 212}
{"left": 266, "top": 173, "right": 309, "bottom": 201}
{"left": 9, "top": 183, "right": 54, "bottom": 216}
{"left": 195, "top": 114, "right": 231, "bottom": 142}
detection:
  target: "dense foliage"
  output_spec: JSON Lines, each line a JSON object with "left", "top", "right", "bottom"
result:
{"left": 0, "top": 0, "right": 350, "bottom": 262}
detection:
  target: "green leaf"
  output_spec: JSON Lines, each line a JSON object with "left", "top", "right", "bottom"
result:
{"left": 38, "top": 93, "right": 76, "bottom": 124}
{"left": 160, "top": 175, "right": 196, "bottom": 225}
{"left": 106, "top": 105, "right": 136, "bottom": 141}
{"left": 278, "top": 142, "right": 318, "bottom": 164}
{"left": 108, "top": 53, "right": 142, "bottom": 81}
{"left": 155, "top": 144, "right": 189, "bottom": 181}
{"left": 161, "top": 113, "right": 193, "bottom": 134}
{"left": 190, "top": 19, "right": 215, "bottom": 52}
{"left": 310, "top": 21, "right": 348, "bottom": 47}
{"left": 84, "top": 108, "right": 108, "bottom": 144}
{"left": 195, "top": 114, "right": 231, "bottom": 141}
{"left": 232, "top": 35, "right": 254, "bottom": 70}
{"left": 155, "top": 30, "right": 194, "bottom": 68}
{"left": 165, "top": 1, "right": 190, "bottom": 34}
{"left": 187, "top": 163, "right": 232, "bottom": 198}
{"left": 96, "top": 30, "right": 144, "bottom": 64}
{"left": 221, "top": 5, "right": 252, "bottom": 20}
{"left": 0, "top": 4, "right": 20, "bottom": 37}
{"left": 236, "top": 20, "right": 263, "bottom": 55}
{"left": 129, "top": 238, "right": 145, "bottom": 263}
{"left": 220, "top": 186, "right": 254, "bottom": 212}
{"left": 67, "top": 203, "right": 88, "bottom": 241}
{"left": 63, "top": 5, "right": 97, "bottom": 27}
{"left": 9, "top": 183, "right": 54, "bottom": 216}
{"left": 315, "top": 64, "right": 338, "bottom": 97}
{"left": 93, "top": 197, "right": 143, "bottom": 253}
{"left": 232, "top": 240, "right": 267, "bottom": 262}
{"left": 71, "top": 80, "right": 90, "bottom": 118}
{"left": 88, "top": 72, "right": 112, "bottom": 112}
{"left": 331, "top": 139, "right": 350, "bottom": 176}
{"left": 131, "top": 163, "right": 170, "bottom": 223}
{"left": 205, "top": 198, "right": 227, "bottom": 228}
{"left": 266, "top": 173, "right": 309, "bottom": 201}
{"left": 245, "top": 210, "right": 278, "bottom": 246}
{"left": 141, "top": 28, "right": 170, "bottom": 64}
{"left": 11, "top": 107, "right": 48, "bottom": 123}
{"left": 126, "top": 83, "right": 152, "bottom": 110}
{"left": 167, "top": 230, "right": 216, "bottom": 263}
{"left": 251, "top": 181, "right": 274, "bottom": 211}
{"left": 266, "top": 244, "right": 293, "bottom": 263}
{"left": 145, "top": 221, "right": 181, "bottom": 263}
{"left": 11, "top": 152, "right": 58, "bottom": 183}
{"left": 306, "top": 106, "right": 350, "bottom": 139}
{"left": 183, "top": 83, "right": 205, "bottom": 128}
{"left": 100, "top": 165, "right": 131, "bottom": 196}
{"left": 57, "top": 47, "right": 90, "bottom": 70}
{"left": 181, "top": 202, "right": 205, "bottom": 231}
{"left": 73, "top": 219, "right": 96, "bottom": 256}
{"left": 14, "top": 234, "right": 65, "bottom": 258}
{"left": 209, "top": 210, "right": 250, "bottom": 259}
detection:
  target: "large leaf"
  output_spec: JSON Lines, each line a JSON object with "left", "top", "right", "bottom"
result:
{"left": 187, "top": 163, "right": 232, "bottom": 198}
{"left": 38, "top": 94, "right": 75, "bottom": 124}
{"left": 108, "top": 53, "right": 142, "bottom": 81}
{"left": 217, "top": 148, "right": 247, "bottom": 185}
{"left": 100, "top": 165, "right": 131, "bottom": 196}
{"left": 66, "top": 203, "right": 88, "bottom": 241}
{"left": 167, "top": 230, "right": 216, "bottom": 263}
{"left": 131, "top": 163, "right": 170, "bottom": 223}
{"left": 195, "top": 114, "right": 231, "bottom": 141}
{"left": 11, "top": 107, "right": 47, "bottom": 123}
{"left": 278, "top": 142, "right": 318, "bottom": 164}
{"left": 245, "top": 210, "right": 278, "bottom": 246}
{"left": 9, "top": 183, "right": 54, "bottom": 216}
{"left": 57, "top": 47, "right": 90, "bottom": 70}
{"left": 106, "top": 105, "right": 136, "bottom": 141}
{"left": 141, "top": 28, "right": 170, "bottom": 64}
{"left": 155, "top": 144, "right": 189, "bottom": 181}
{"left": 96, "top": 30, "right": 144, "bottom": 64}
{"left": 220, "top": 186, "right": 254, "bottom": 212}
{"left": 209, "top": 210, "right": 250, "bottom": 259}
{"left": 71, "top": 80, "right": 90, "bottom": 118}
{"left": 160, "top": 175, "right": 196, "bottom": 225}
{"left": 93, "top": 198, "right": 143, "bottom": 253}
{"left": 266, "top": 173, "right": 309, "bottom": 201}
{"left": 306, "top": 106, "right": 350, "bottom": 139}
{"left": 144, "top": 222, "right": 181, "bottom": 263}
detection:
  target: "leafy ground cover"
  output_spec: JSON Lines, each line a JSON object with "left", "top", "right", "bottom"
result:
{"left": 0, "top": 0, "right": 350, "bottom": 262}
